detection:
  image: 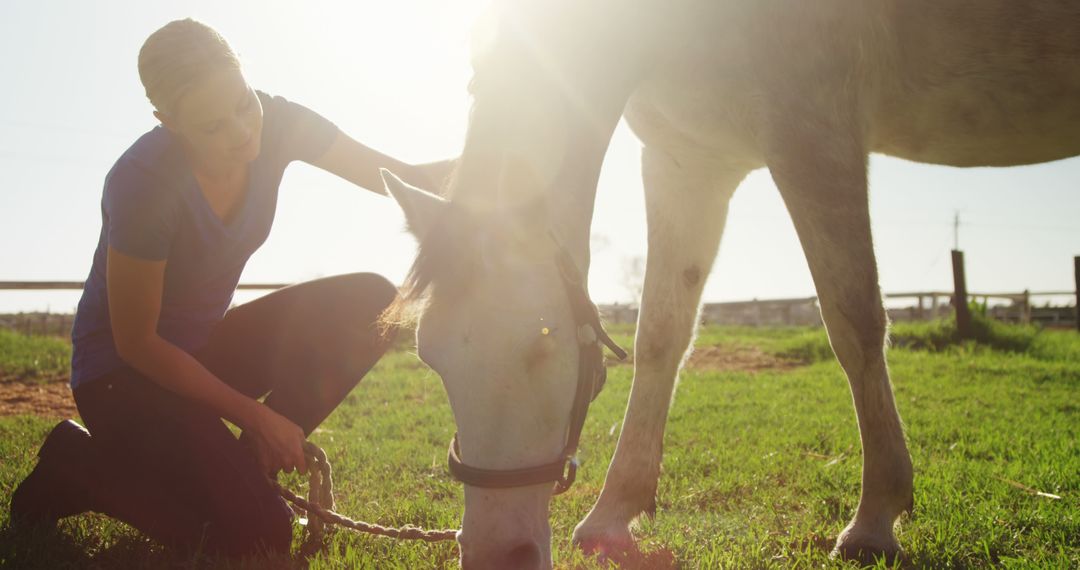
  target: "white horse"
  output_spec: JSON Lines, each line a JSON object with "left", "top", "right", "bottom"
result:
{"left": 382, "top": 1, "right": 1080, "bottom": 567}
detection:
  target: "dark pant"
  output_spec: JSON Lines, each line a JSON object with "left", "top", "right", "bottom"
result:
{"left": 71, "top": 273, "right": 398, "bottom": 557}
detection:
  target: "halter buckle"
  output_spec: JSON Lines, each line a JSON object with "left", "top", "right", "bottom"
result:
{"left": 553, "top": 456, "right": 579, "bottom": 495}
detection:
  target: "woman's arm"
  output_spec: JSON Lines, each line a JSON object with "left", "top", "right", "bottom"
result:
{"left": 105, "top": 247, "right": 307, "bottom": 474}
{"left": 310, "top": 131, "right": 456, "bottom": 195}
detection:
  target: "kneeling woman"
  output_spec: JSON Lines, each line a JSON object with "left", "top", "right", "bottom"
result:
{"left": 11, "top": 19, "right": 451, "bottom": 557}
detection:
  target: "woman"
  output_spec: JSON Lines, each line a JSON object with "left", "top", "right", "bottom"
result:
{"left": 10, "top": 19, "right": 452, "bottom": 557}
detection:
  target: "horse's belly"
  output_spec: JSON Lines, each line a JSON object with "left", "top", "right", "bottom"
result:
{"left": 628, "top": 78, "right": 1080, "bottom": 170}
{"left": 872, "top": 0, "right": 1080, "bottom": 167}
{"left": 875, "top": 128, "right": 1080, "bottom": 168}
{"left": 872, "top": 79, "right": 1080, "bottom": 167}
{"left": 626, "top": 0, "right": 1080, "bottom": 170}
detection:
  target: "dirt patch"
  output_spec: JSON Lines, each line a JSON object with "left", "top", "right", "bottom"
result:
{"left": 607, "top": 344, "right": 804, "bottom": 373}
{"left": 0, "top": 345, "right": 796, "bottom": 418}
{"left": 0, "top": 378, "right": 78, "bottom": 418}
{"left": 687, "top": 345, "right": 803, "bottom": 372}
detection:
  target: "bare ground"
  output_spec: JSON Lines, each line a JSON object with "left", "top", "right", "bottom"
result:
{"left": 0, "top": 377, "right": 78, "bottom": 418}
{"left": 0, "top": 344, "right": 799, "bottom": 419}
{"left": 610, "top": 344, "right": 804, "bottom": 373}
{"left": 685, "top": 345, "right": 803, "bottom": 372}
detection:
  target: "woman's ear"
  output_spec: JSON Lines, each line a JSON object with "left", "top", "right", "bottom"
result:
{"left": 154, "top": 110, "right": 177, "bottom": 133}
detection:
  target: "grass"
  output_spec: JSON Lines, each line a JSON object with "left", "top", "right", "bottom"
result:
{"left": 0, "top": 329, "right": 70, "bottom": 383}
{"left": 0, "top": 321, "right": 1077, "bottom": 568}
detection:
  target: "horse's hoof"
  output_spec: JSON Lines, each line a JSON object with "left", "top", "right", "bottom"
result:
{"left": 574, "top": 527, "right": 639, "bottom": 566}
{"left": 831, "top": 524, "right": 904, "bottom": 566}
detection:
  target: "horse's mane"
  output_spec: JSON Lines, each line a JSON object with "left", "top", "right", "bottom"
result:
{"left": 379, "top": 3, "right": 554, "bottom": 329}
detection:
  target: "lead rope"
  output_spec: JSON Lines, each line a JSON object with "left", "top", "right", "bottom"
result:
{"left": 269, "top": 441, "right": 458, "bottom": 554}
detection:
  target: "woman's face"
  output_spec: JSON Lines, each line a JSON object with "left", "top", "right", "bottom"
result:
{"left": 159, "top": 67, "right": 263, "bottom": 168}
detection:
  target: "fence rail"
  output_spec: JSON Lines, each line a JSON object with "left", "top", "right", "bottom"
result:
{"left": 600, "top": 291, "right": 1076, "bottom": 328}
{"left": 0, "top": 282, "right": 294, "bottom": 336}
{"left": 0, "top": 281, "right": 291, "bottom": 291}
{"left": 1, "top": 282, "right": 1077, "bottom": 334}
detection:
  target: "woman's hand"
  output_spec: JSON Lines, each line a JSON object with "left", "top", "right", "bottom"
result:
{"left": 247, "top": 406, "right": 308, "bottom": 476}
{"left": 310, "top": 130, "right": 456, "bottom": 196}
{"left": 411, "top": 159, "right": 456, "bottom": 196}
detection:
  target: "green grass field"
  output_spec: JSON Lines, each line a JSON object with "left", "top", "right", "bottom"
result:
{"left": 0, "top": 320, "right": 1077, "bottom": 569}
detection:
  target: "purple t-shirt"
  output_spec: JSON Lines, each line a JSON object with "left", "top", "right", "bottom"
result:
{"left": 70, "top": 91, "right": 338, "bottom": 389}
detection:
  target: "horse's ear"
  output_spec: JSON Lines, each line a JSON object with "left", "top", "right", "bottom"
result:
{"left": 382, "top": 168, "right": 449, "bottom": 238}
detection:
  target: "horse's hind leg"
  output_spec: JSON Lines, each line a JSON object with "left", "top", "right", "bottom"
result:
{"left": 573, "top": 146, "right": 747, "bottom": 558}
{"left": 765, "top": 115, "right": 913, "bottom": 563}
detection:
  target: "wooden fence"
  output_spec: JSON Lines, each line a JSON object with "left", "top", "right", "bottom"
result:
{"left": 0, "top": 282, "right": 289, "bottom": 337}
{"left": 598, "top": 290, "right": 1076, "bottom": 328}
{"left": 1, "top": 280, "right": 1077, "bottom": 335}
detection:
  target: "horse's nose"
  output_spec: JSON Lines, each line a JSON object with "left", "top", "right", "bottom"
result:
{"left": 503, "top": 541, "right": 542, "bottom": 569}
{"left": 461, "top": 541, "right": 543, "bottom": 570}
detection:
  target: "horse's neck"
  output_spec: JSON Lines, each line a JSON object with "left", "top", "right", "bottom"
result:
{"left": 449, "top": 156, "right": 592, "bottom": 274}
{"left": 451, "top": 124, "right": 614, "bottom": 276}
{"left": 449, "top": 0, "right": 673, "bottom": 273}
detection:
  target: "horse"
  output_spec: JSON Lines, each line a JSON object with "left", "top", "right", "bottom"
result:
{"left": 380, "top": 1, "right": 1080, "bottom": 567}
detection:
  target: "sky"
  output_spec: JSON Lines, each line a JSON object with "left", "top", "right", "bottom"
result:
{"left": 1, "top": 1, "right": 1078, "bottom": 314}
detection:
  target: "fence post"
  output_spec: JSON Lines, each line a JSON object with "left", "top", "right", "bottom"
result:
{"left": 1022, "top": 289, "right": 1031, "bottom": 325}
{"left": 1074, "top": 256, "right": 1079, "bottom": 333}
{"left": 952, "top": 250, "right": 973, "bottom": 340}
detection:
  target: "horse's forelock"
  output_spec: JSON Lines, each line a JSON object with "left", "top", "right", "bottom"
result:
{"left": 380, "top": 206, "right": 485, "bottom": 328}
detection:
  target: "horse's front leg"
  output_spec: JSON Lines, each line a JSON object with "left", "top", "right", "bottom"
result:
{"left": 574, "top": 147, "right": 747, "bottom": 558}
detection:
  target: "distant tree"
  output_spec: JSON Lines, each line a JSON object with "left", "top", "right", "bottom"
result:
{"left": 621, "top": 255, "right": 645, "bottom": 305}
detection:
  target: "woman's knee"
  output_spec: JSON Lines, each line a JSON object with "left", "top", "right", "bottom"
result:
{"left": 204, "top": 495, "right": 294, "bottom": 557}
{"left": 252, "top": 500, "right": 294, "bottom": 556}
{"left": 326, "top": 273, "right": 400, "bottom": 341}
{"left": 334, "top": 272, "right": 399, "bottom": 314}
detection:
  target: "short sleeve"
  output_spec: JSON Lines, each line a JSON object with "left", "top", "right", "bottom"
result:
{"left": 258, "top": 91, "right": 340, "bottom": 164}
{"left": 103, "top": 159, "right": 178, "bottom": 261}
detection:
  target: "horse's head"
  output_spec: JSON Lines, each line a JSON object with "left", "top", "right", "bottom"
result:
{"left": 373, "top": 4, "right": 647, "bottom": 565}
{"left": 381, "top": 169, "right": 623, "bottom": 568}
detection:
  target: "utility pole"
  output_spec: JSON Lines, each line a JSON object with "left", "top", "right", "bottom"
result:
{"left": 1074, "top": 256, "right": 1079, "bottom": 333}
{"left": 953, "top": 211, "right": 960, "bottom": 251}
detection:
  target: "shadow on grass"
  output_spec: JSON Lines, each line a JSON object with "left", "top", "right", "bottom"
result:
{"left": 0, "top": 519, "right": 305, "bottom": 570}
{"left": 0, "top": 522, "right": 93, "bottom": 569}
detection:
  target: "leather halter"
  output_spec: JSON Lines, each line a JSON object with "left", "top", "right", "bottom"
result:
{"left": 446, "top": 237, "right": 629, "bottom": 494}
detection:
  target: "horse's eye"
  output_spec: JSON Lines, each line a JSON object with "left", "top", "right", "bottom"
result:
{"left": 525, "top": 333, "right": 557, "bottom": 372}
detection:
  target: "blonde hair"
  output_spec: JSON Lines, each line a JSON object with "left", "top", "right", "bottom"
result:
{"left": 138, "top": 19, "right": 241, "bottom": 116}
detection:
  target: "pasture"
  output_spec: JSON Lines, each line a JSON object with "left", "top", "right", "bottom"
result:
{"left": 0, "top": 321, "right": 1077, "bottom": 569}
